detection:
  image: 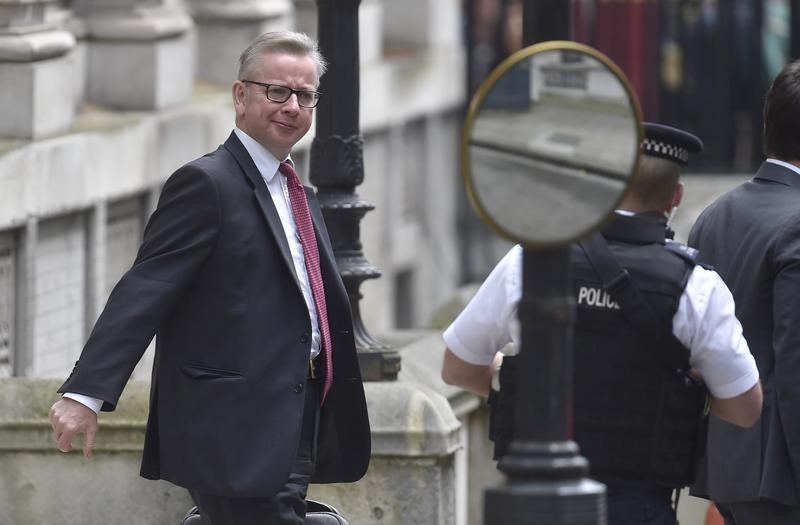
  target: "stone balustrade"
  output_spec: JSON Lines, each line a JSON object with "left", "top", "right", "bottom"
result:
{"left": 70, "top": 0, "right": 194, "bottom": 111}
{"left": 0, "top": 333, "right": 468, "bottom": 525}
{"left": 0, "top": 0, "right": 294, "bottom": 138}
{"left": 188, "top": 0, "right": 293, "bottom": 86}
{"left": 0, "top": 0, "right": 76, "bottom": 139}
{"left": 0, "top": 0, "right": 465, "bottom": 138}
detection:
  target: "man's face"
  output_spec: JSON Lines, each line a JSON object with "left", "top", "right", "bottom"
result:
{"left": 233, "top": 52, "right": 317, "bottom": 160}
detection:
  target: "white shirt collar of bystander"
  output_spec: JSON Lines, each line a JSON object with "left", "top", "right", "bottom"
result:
{"left": 766, "top": 158, "right": 800, "bottom": 176}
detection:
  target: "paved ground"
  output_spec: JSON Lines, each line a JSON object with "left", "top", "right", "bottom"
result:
{"left": 469, "top": 144, "right": 625, "bottom": 243}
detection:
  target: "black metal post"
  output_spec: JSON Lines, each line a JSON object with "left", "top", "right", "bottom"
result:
{"left": 792, "top": 0, "right": 800, "bottom": 59}
{"left": 484, "top": 3, "right": 605, "bottom": 524}
{"left": 484, "top": 250, "right": 604, "bottom": 524}
{"left": 523, "top": 0, "right": 571, "bottom": 44}
{"left": 312, "top": 0, "right": 401, "bottom": 381}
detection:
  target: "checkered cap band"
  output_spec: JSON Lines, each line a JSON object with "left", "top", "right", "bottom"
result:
{"left": 641, "top": 138, "right": 690, "bottom": 165}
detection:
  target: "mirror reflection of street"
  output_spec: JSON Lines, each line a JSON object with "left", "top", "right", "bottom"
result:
{"left": 471, "top": 101, "right": 637, "bottom": 178}
{"left": 467, "top": 49, "right": 639, "bottom": 245}
{"left": 471, "top": 144, "right": 626, "bottom": 243}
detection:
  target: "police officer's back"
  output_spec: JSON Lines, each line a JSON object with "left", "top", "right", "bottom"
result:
{"left": 442, "top": 123, "right": 762, "bottom": 525}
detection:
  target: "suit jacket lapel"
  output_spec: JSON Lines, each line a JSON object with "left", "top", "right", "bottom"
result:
{"left": 223, "top": 132, "right": 301, "bottom": 288}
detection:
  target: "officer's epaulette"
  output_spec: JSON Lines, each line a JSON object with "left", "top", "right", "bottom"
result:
{"left": 665, "top": 240, "right": 699, "bottom": 264}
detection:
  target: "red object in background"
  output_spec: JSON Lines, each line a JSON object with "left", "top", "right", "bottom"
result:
{"left": 572, "top": 0, "right": 661, "bottom": 121}
{"left": 706, "top": 503, "right": 724, "bottom": 525}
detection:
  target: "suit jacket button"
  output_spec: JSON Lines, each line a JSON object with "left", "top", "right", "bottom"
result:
{"left": 300, "top": 333, "right": 309, "bottom": 343}
{"left": 294, "top": 383, "right": 304, "bottom": 394}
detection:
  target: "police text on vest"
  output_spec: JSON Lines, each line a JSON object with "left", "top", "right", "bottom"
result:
{"left": 577, "top": 286, "right": 620, "bottom": 309}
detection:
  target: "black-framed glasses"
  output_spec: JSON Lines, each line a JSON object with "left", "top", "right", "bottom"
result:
{"left": 240, "top": 80, "right": 321, "bottom": 108}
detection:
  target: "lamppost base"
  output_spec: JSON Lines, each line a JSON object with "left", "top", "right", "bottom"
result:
{"left": 484, "top": 478, "right": 606, "bottom": 525}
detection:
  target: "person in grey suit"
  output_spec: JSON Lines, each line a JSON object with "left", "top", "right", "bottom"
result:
{"left": 689, "top": 59, "right": 800, "bottom": 524}
{"left": 47, "top": 31, "right": 370, "bottom": 525}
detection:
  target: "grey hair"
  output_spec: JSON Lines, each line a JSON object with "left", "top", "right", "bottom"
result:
{"left": 237, "top": 31, "right": 328, "bottom": 86}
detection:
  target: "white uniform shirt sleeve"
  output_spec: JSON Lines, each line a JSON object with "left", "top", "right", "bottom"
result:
{"left": 443, "top": 245, "right": 523, "bottom": 365}
{"left": 672, "top": 265, "right": 759, "bottom": 399}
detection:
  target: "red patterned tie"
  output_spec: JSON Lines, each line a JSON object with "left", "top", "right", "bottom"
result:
{"left": 279, "top": 162, "right": 333, "bottom": 403}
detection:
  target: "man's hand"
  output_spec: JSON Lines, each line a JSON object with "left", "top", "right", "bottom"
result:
{"left": 687, "top": 367, "right": 705, "bottom": 384}
{"left": 49, "top": 398, "right": 99, "bottom": 459}
{"left": 709, "top": 381, "right": 763, "bottom": 428}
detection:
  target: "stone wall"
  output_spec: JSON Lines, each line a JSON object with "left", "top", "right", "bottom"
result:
{"left": 0, "top": 378, "right": 192, "bottom": 525}
{"left": 0, "top": 332, "right": 471, "bottom": 525}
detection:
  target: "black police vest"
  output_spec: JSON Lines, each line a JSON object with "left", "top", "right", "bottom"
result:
{"left": 571, "top": 213, "right": 705, "bottom": 491}
{"left": 489, "top": 213, "right": 707, "bottom": 491}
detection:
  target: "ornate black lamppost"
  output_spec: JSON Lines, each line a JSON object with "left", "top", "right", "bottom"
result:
{"left": 311, "top": 0, "right": 401, "bottom": 381}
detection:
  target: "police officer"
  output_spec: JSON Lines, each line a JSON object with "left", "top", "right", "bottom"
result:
{"left": 441, "top": 123, "right": 763, "bottom": 525}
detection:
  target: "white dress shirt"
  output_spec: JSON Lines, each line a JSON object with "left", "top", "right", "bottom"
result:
{"left": 766, "top": 157, "right": 800, "bottom": 176}
{"left": 443, "top": 242, "right": 760, "bottom": 400}
{"left": 233, "top": 128, "right": 322, "bottom": 360}
{"left": 65, "top": 128, "right": 321, "bottom": 414}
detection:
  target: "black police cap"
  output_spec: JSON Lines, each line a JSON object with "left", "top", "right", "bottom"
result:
{"left": 640, "top": 122, "right": 703, "bottom": 166}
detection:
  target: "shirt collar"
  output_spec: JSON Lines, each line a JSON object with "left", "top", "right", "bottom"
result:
{"left": 766, "top": 158, "right": 800, "bottom": 177}
{"left": 603, "top": 211, "right": 668, "bottom": 245}
{"left": 234, "top": 127, "right": 293, "bottom": 183}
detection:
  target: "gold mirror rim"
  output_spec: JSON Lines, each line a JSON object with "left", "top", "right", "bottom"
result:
{"left": 460, "top": 40, "right": 645, "bottom": 249}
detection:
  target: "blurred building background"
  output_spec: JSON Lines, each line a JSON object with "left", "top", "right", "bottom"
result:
{"left": 0, "top": 1, "right": 797, "bottom": 524}
{"left": 467, "top": 0, "right": 798, "bottom": 174}
{"left": 4, "top": 0, "right": 795, "bottom": 383}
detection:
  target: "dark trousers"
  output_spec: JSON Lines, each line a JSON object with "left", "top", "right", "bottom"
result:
{"left": 189, "top": 378, "right": 320, "bottom": 525}
{"left": 607, "top": 491, "right": 676, "bottom": 525}
{"left": 716, "top": 500, "right": 800, "bottom": 525}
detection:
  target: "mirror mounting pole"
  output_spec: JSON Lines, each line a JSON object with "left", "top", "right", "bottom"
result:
{"left": 523, "top": 0, "right": 571, "bottom": 44}
{"left": 484, "top": 248, "right": 606, "bottom": 524}
{"left": 484, "top": 4, "right": 607, "bottom": 525}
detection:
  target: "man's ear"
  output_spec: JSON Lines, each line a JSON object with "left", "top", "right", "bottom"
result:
{"left": 232, "top": 81, "right": 246, "bottom": 115}
{"left": 670, "top": 181, "right": 684, "bottom": 211}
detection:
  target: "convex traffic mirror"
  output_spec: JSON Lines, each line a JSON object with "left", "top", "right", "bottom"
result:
{"left": 462, "top": 41, "right": 644, "bottom": 248}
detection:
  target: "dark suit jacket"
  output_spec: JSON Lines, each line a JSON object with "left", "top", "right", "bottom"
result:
{"left": 59, "top": 132, "right": 371, "bottom": 498}
{"left": 689, "top": 161, "right": 800, "bottom": 505}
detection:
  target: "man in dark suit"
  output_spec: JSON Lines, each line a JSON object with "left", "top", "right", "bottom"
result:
{"left": 689, "top": 59, "right": 800, "bottom": 524}
{"left": 48, "top": 31, "right": 370, "bottom": 525}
